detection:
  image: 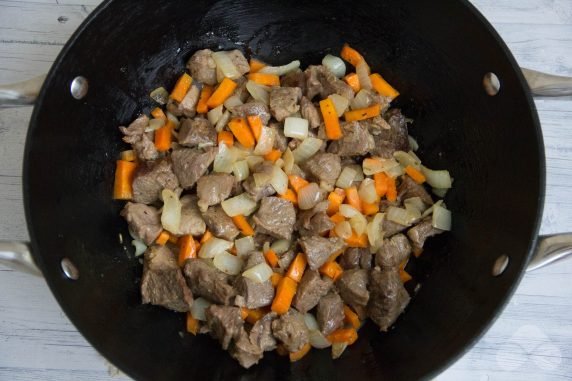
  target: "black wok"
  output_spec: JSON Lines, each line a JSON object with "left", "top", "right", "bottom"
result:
{"left": 1, "top": 0, "right": 571, "bottom": 379}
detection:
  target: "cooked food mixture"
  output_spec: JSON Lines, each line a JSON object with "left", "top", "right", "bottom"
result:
{"left": 113, "top": 44, "right": 453, "bottom": 368}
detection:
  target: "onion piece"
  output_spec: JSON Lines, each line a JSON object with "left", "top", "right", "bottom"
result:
{"left": 270, "top": 165, "right": 289, "bottom": 195}
{"left": 215, "top": 110, "right": 231, "bottom": 132}
{"left": 233, "top": 160, "right": 250, "bottom": 182}
{"left": 348, "top": 164, "right": 364, "bottom": 181}
{"left": 350, "top": 213, "right": 368, "bottom": 235}
{"left": 336, "top": 166, "right": 357, "bottom": 188}
{"left": 190, "top": 297, "right": 212, "bottom": 321}
{"left": 403, "top": 197, "right": 428, "bottom": 215}
{"left": 363, "top": 157, "right": 400, "bottom": 176}
{"left": 421, "top": 165, "right": 453, "bottom": 189}
{"left": 166, "top": 112, "right": 180, "bottom": 129}
{"left": 322, "top": 55, "right": 346, "bottom": 78}
{"left": 292, "top": 137, "right": 323, "bottom": 163}
{"left": 254, "top": 171, "right": 272, "bottom": 188}
{"left": 334, "top": 220, "right": 352, "bottom": 240}
{"left": 356, "top": 60, "right": 372, "bottom": 90}
{"left": 235, "top": 236, "right": 255, "bottom": 257}
{"left": 304, "top": 313, "right": 320, "bottom": 331}
{"left": 394, "top": 151, "right": 421, "bottom": 169}
{"left": 213, "top": 250, "right": 244, "bottom": 275}
{"left": 146, "top": 118, "right": 165, "bottom": 132}
{"left": 259, "top": 60, "right": 301, "bottom": 76}
{"left": 408, "top": 136, "right": 419, "bottom": 151}
{"left": 422, "top": 200, "right": 443, "bottom": 218}
{"left": 432, "top": 188, "right": 448, "bottom": 198}
{"left": 386, "top": 165, "right": 404, "bottom": 178}
{"left": 214, "top": 142, "right": 237, "bottom": 173}
{"left": 351, "top": 89, "right": 373, "bottom": 110}
{"left": 199, "top": 237, "right": 234, "bottom": 259}
{"left": 310, "top": 330, "right": 332, "bottom": 349}
{"left": 432, "top": 203, "right": 452, "bottom": 231}
{"left": 282, "top": 148, "right": 295, "bottom": 174}
{"left": 221, "top": 193, "right": 258, "bottom": 217}
{"left": 208, "top": 104, "right": 224, "bottom": 125}
{"left": 386, "top": 206, "right": 419, "bottom": 226}
{"left": 332, "top": 342, "right": 348, "bottom": 359}
{"left": 298, "top": 183, "right": 322, "bottom": 210}
{"left": 246, "top": 80, "right": 270, "bottom": 104}
{"left": 284, "top": 117, "right": 309, "bottom": 140}
{"left": 212, "top": 51, "right": 241, "bottom": 80}
{"left": 150, "top": 87, "right": 169, "bottom": 105}
{"left": 131, "top": 239, "right": 147, "bottom": 257}
{"left": 246, "top": 155, "right": 264, "bottom": 170}
{"left": 339, "top": 204, "right": 361, "bottom": 218}
{"left": 224, "top": 94, "right": 244, "bottom": 109}
{"left": 358, "top": 178, "right": 377, "bottom": 204}
{"left": 271, "top": 239, "right": 291, "bottom": 255}
{"left": 328, "top": 94, "right": 350, "bottom": 117}
{"left": 253, "top": 127, "right": 276, "bottom": 155}
{"left": 161, "top": 189, "right": 182, "bottom": 234}
{"left": 242, "top": 261, "right": 273, "bottom": 283}
{"left": 367, "top": 213, "right": 385, "bottom": 248}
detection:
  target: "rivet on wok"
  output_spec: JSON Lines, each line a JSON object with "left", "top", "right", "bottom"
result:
{"left": 492, "top": 254, "right": 509, "bottom": 276}
{"left": 70, "top": 76, "right": 88, "bottom": 100}
{"left": 61, "top": 258, "right": 79, "bottom": 280}
{"left": 483, "top": 72, "right": 500, "bottom": 96}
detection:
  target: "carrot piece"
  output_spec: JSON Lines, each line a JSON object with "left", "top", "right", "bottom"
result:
{"left": 289, "top": 342, "right": 311, "bottom": 362}
{"left": 154, "top": 121, "right": 173, "bottom": 152}
{"left": 170, "top": 73, "right": 193, "bottom": 103}
{"left": 244, "top": 308, "right": 266, "bottom": 324}
{"left": 344, "top": 73, "right": 361, "bottom": 93}
{"left": 264, "top": 249, "right": 279, "bottom": 268}
{"left": 120, "top": 150, "right": 137, "bottom": 162}
{"left": 319, "top": 98, "right": 343, "bottom": 140}
{"left": 264, "top": 149, "right": 282, "bottom": 162}
{"left": 168, "top": 235, "right": 179, "bottom": 244}
{"left": 271, "top": 276, "right": 298, "bottom": 315}
{"left": 345, "top": 231, "right": 368, "bottom": 248}
{"left": 341, "top": 44, "right": 364, "bottom": 66}
{"left": 288, "top": 175, "right": 309, "bottom": 193}
{"left": 270, "top": 272, "right": 283, "bottom": 287}
{"left": 240, "top": 307, "right": 249, "bottom": 320}
{"left": 247, "top": 73, "right": 280, "bottom": 87}
{"left": 319, "top": 261, "right": 343, "bottom": 282}
{"left": 405, "top": 165, "right": 427, "bottom": 184}
{"left": 249, "top": 58, "right": 266, "bottom": 73}
{"left": 186, "top": 313, "right": 200, "bottom": 335}
{"left": 343, "top": 306, "right": 360, "bottom": 329}
{"left": 155, "top": 230, "right": 170, "bottom": 245}
{"left": 327, "top": 188, "right": 346, "bottom": 216}
{"left": 400, "top": 269, "right": 413, "bottom": 283}
{"left": 232, "top": 215, "right": 255, "bottom": 236}
{"left": 196, "top": 85, "right": 214, "bottom": 114}
{"left": 330, "top": 213, "right": 345, "bottom": 224}
{"left": 373, "top": 172, "right": 389, "bottom": 197}
{"left": 228, "top": 118, "right": 256, "bottom": 149}
{"left": 286, "top": 253, "right": 307, "bottom": 283}
{"left": 200, "top": 230, "right": 213, "bottom": 244}
{"left": 217, "top": 130, "right": 234, "bottom": 147}
{"left": 386, "top": 176, "right": 397, "bottom": 202}
{"left": 345, "top": 186, "right": 362, "bottom": 212}
{"left": 362, "top": 201, "right": 379, "bottom": 216}
{"left": 280, "top": 188, "right": 298, "bottom": 205}
{"left": 113, "top": 160, "right": 137, "bottom": 200}
{"left": 247, "top": 115, "right": 263, "bottom": 142}
{"left": 151, "top": 107, "right": 167, "bottom": 120}
{"left": 327, "top": 328, "right": 358, "bottom": 345}
{"left": 206, "top": 77, "right": 237, "bottom": 109}
{"left": 344, "top": 104, "right": 381, "bottom": 122}
{"left": 370, "top": 73, "right": 400, "bottom": 100}
{"left": 178, "top": 235, "right": 197, "bottom": 267}
{"left": 413, "top": 246, "right": 423, "bottom": 258}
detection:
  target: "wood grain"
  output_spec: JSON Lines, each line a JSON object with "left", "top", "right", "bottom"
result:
{"left": 0, "top": 0, "right": 571, "bottom": 380}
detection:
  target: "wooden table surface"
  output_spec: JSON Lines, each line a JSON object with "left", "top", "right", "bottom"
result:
{"left": 1, "top": 0, "right": 571, "bottom": 380}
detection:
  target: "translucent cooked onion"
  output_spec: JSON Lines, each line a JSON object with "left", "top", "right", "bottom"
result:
{"left": 150, "top": 87, "right": 169, "bottom": 105}
{"left": 284, "top": 117, "right": 309, "bottom": 140}
{"left": 224, "top": 94, "right": 244, "bottom": 109}
{"left": 253, "top": 127, "right": 275, "bottom": 155}
{"left": 394, "top": 151, "right": 421, "bottom": 169}
{"left": 310, "top": 330, "right": 332, "bottom": 349}
{"left": 246, "top": 80, "right": 270, "bottom": 104}
{"left": 271, "top": 239, "right": 291, "bottom": 255}
{"left": 322, "top": 55, "right": 346, "bottom": 78}
{"left": 270, "top": 165, "right": 289, "bottom": 195}
{"left": 235, "top": 236, "right": 255, "bottom": 257}
{"left": 166, "top": 112, "right": 180, "bottom": 129}
{"left": 351, "top": 89, "right": 372, "bottom": 110}
{"left": 254, "top": 171, "right": 272, "bottom": 188}
{"left": 292, "top": 137, "right": 323, "bottom": 163}
{"left": 213, "top": 250, "right": 244, "bottom": 275}
{"left": 432, "top": 188, "right": 448, "bottom": 198}
{"left": 432, "top": 203, "right": 452, "bottom": 231}
{"left": 215, "top": 110, "right": 231, "bottom": 132}
{"left": 233, "top": 160, "right": 250, "bottom": 182}
{"left": 362, "top": 157, "right": 400, "bottom": 176}
{"left": 199, "top": 237, "right": 234, "bottom": 259}
{"left": 212, "top": 51, "right": 241, "bottom": 80}
{"left": 367, "top": 213, "right": 385, "bottom": 249}
{"left": 408, "top": 135, "right": 419, "bottom": 151}
{"left": 190, "top": 297, "right": 211, "bottom": 321}
{"left": 246, "top": 155, "right": 264, "bottom": 170}
{"left": 334, "top": 220, "right": 352, "bottom": 240}
{"left": 161, "top": 189, "right": 182, "bottom": 234}
{"left": 242, "top": 262, "right": 273, "bottom": 283}
{"left": 214, "top": 142, "right": 237, "bottom": 173}
{"left": 356, "top": 60, "right": 372, "bottom": 90}
{"left": 328, "top": 94, "right": 350, "bottom": 117}
{"left": 131, "top": 239, "right": 147, "bottom": 257}
{"left": 298, "top": 183, "right": 322, "bottom": 210}
{"left": 421, "top": 200, "right": 443, "bottom": 218}
{"left": 304, "top": 313, "right": 320, "bottom": 331}
{"left": 221, "top": 193, "right": 258, "bottom": 217}
{"left": 350, "top": 213, "right": 368, "bottom": 235}
{"left": 403, "top": 197, "right": 427, "bottom": 215}
{"left": 358, "top": 178, "right": 377, "bottom": 204}
{"left": 386, "top": 206, "right": 419, "bottom": 226}
{"left": 336, "top": 166, "right": 357, "bottom": 188}
{"left": 332, "top": 342, "right": 348, "bottom": 359}
{"left": 146, "top": 118, "right": 165, "bottom": 132}
{"left": 339, "top": 204, "right": 360, "bottom": 218}
{"left": 421, "top": 165, "right": 452, "bottom": 189}
{"left": 259, "top": 60, "right": 301, "bottom": 76}
{"left": 282, "top": 148, "right": 295, "bottom": 174}
{"left": 386, "top": 165, "right": 404, "bottom": 178}
{"left": 208, "top": 104, "right": 224, "bottom": 125}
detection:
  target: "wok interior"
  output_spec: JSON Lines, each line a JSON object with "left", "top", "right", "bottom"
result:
{"left": 25, "top": 0, "right": 543, "bottom": 379}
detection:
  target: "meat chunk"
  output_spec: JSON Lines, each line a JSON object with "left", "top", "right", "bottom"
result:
{"left": 230, "top": 328, "right": 263, "bottom": 368}
{"left": 141, "top": 245, "right": 193, "bottom": 312}
{"left": 339, "top": 247, "right": 372, "bottom": 270}
{"left": 300, "top": 96, "right": 321, "bottom": 128}
{"left": 242, "top": 161, "right": 276, "bottom": 201}
{"left": 187, "top": 49, "right": 217, "bottom": 86}
{"left": 131, "top": 159, "right": 179, "bottom": 204}
{"left": 299, "top": 236, "right": 346, "bottom": 270}
{"left": 120, "top": 202, "right": 162, "bottom": 245}
{"left": 280, "top": 70, "right": 306, "bottom": 94}
{"left": 368, "top": 108, "right": 410, "bottom": 158}
{"left": 269, "top": 87, "right": 302, "bottom": 122}
{"left": 234, "top": 277, "right": 274, "bottom": 309}
{"left": 383, "top": 218, "right": 408, "bottom": 237}
{"left": 292, "top": 270, "right": 333, "bottom": 313}
{"left": 271, "top": 309, "right": 310, "bottom": 352}
{"left": 351, "top": 89, "right": 389, "bottom": 110}
{"left": 244, "top": 251, "right": 266, "bottom": 270}
{"left": 178, "top": 117, "right": 217, "bottom": 148}
{"left": 304, "top": 153, "right": 341, "bottom": 185}
{"left": 231, "top": 102, "right": 272, "bottom": 125}
{"left": 202, "top": 205, "right": 240, "bottom": 240}
{"left": 249, "top": 312, "right": 277, "bottom": 351}
{"left": 336, "top": 269, "right": 369, "bottom": 308}
{"left": 171, "top": 147, "right": 217, "bottom": 189}
{"left": 253, "top": 197, "right": 296, "bottom": 240}
{"left": 367, "top": 267, "right": 410, "bottom": 331}
{"left": 271, "top": 122, "right": 288, "bottom": 151}
{"left": 305, "top": 65, "right": 354, "bottom": 101}
{"left": 196, "top": 173, "right": 235, "bottom": 209}
{"left": 167, "top": 84, "right": 200, "bottom": 117}
{"left": 119, "top": 115, "right": 158, "bottom": 161}
{"left": 227, "top": 50, "right": 250, "bottom": 76}
{"left": 407, "top": 217, "right": 444, "bottom": 250}
{"left": 376, "top": 234, "right": 411, "bottom": 269}
{"left": 205, "top": 305, "right": 243, "bottom": 350}
{"left": 360, "top": 250, "right": 373, "bottom": 270}
{"left": 316, "top": 291, "right": 344, "bottom": 335}
{"left": 327, "top": 121, "right": 375, "bottom": 157}
{"left": 296, "top": 201, "right": 333, "bottom": 237}
{"left": 183, "top": 258, "right": 236, "bottom": 305}
{"left": 398, "top": 176, "right": 434, "bottom": 205}
{"left": 278, "top": 250, "right": 296, "bottom": 272}
{"left": 179, "top": 195, "right": 207, "bottom": 236}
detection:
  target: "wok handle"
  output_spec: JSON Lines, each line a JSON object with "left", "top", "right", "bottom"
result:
{"left": 522, "top": 68, "right": 572, "bottom": 96}
{"left": 0, "top": 241, "right": 42, "bottom": 276}
{"left": 527, "top": 234, "right": 572, "bottom": 271}
{"left": 0, "top": 75, "right": 46, "bottom": 107}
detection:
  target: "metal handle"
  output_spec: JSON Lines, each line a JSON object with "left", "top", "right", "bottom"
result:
{"left": 522, "top": 68, "right": 572, "bottom": 96}
{"left": 0, "top": 241, "right": 42, "bottom": 276}
{"left": 527, "top": 234, "right": 572, "bottom": 271}
{"left": 0, "top": 75, "right": 46, "bottom": 107}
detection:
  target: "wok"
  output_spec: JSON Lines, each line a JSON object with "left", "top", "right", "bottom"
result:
{"left": 1, "top": 0, "right": 572, "bottom": 379}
